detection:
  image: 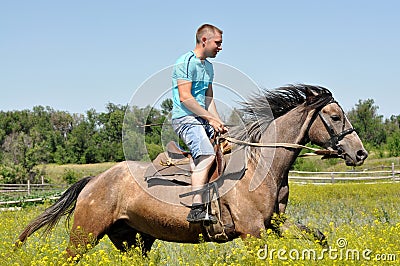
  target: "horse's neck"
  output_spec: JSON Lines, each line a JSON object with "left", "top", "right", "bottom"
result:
{"left": 245, "top": 106, "right": 315, "bottom": 190}
{"left": 273, "top": 106, "right": 314, "bottom": 146}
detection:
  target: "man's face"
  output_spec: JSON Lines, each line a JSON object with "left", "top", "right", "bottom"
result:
{"left": 204, "top": 31, "right": 222, "bottom": 58}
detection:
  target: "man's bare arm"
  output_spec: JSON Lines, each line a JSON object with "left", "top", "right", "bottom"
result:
{"left": 177, "top": 80, "right": 225, "bottom": 132}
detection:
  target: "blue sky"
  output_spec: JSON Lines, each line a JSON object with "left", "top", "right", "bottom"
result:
{"left": 1, "top": 1, "right": 399, "bottom": 118}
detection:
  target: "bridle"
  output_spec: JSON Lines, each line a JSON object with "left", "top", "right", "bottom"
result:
{"left": 315, "top": 99, "right": 355, "bottom": 156}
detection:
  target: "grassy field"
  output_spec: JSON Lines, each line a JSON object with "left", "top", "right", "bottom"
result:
{"left": 36, "top": 162, "right": 118, "bottom": 183}
{"left": 1, "top": 182, "right": 399, "bottom": 265}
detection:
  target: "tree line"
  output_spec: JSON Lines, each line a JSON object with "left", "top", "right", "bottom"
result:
{"left": 0, "top": 98, "right": 399, "bottom": 183}
{"left": 0, "top": 101, "right": 172, "bottom": 183}
{"left": 347, "top": 99, "right": 400, "bottom": 157}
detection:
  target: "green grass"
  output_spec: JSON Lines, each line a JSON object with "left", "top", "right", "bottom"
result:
{"left": 1, "top": 182, "right": 399, "bottom": 265}
{"left": 36, "top": 162, "right": 117, "bottom": 183}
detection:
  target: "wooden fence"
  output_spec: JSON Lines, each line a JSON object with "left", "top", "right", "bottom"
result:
{"left": 289, "top": 162, "right": 400, "bottom": 184}
{"left": 0, "top": 181, "right": 66, "bottom": 207}
{"left": 0, "top": 181, "right": 66, "bottom": 196}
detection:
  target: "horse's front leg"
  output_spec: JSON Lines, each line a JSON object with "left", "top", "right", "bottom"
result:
{"left": 264, "top": 174, "right": 289, "bottom": 236}
{"left": 230, "top": 203, "right": 268, "bottom": 238}
{"left": 277, "top": 173, "right": 289, "bottom": 214}
{"left": 276, "top": 175, "right": 328, "bottom": 247}
{"left": 238, "top": 219, "right": 266, "bottom": 239}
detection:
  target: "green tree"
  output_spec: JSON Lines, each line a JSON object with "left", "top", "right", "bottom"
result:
{"left": 387, "top": 130, "right": 400, "bottom": 157}
{"left": 66, "top": 111, "right": 98, "bottom": 164}
{"left": 347, "top": 99, "right": 386, "bottom": 147}
{"left": 122, "top": 106, "right": 148, "bottom": 161}
{"left": 384, "top": 115, "right": 400, "bottom": 133}
{"left": 62, "top": 169, "right": 80, "bottom": 184}
{"left": 96, "top": 103, "right": 127, "bottom": 161}
{"left": 160, "top": 98, "right": 173, "bottom": 116}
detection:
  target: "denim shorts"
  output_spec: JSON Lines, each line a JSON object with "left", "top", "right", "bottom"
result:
{"left": 172, "top": 116, "right": 215, "bottom": 159}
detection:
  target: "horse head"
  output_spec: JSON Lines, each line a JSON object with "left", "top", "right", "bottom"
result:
{"left": 306, "top": 89, "right": 368, "bottom": 166}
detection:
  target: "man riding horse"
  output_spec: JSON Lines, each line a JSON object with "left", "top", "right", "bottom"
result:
{"left": 171, "top": 24, "right": 227, "bottom": 223}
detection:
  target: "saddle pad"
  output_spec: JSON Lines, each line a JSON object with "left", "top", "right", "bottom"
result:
{"left": 144, "top": 152, "right": 192, "bottom": 186}
{"left": 144, "top": 147, "right": 247, "bottom": 187}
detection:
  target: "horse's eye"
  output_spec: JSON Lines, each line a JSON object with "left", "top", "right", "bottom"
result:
{"left": 331, "top": 115, "right": 341, "bottom": 121}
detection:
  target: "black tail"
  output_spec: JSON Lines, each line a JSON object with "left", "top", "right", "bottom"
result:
{"left": 16, "top": 176, "right": 93, "bottom": 245}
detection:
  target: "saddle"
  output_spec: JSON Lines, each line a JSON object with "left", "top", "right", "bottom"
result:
{"left": 144, "top": 140, "right": 242, "bottom": 186}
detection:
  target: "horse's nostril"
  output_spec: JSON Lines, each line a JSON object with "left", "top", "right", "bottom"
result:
{"left": 356, "top": 150, "right": 368, "bottom": 160}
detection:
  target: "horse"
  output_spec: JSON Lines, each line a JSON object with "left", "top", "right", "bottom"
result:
{"left": 15, "top": 84, "right": 368, "bottom": 258}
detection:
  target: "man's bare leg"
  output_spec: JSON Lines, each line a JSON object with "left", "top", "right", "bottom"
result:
{"left": 191, "top": 155, "right": 215, "bottom": 204}
{"left": 186, "top": 155, "right": 218, "bottom": 223}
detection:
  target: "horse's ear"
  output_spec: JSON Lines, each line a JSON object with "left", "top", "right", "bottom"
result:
{"left": 305, "top": 87, "right": 318, "bottom": 106}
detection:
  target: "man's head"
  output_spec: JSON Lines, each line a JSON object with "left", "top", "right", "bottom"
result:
{"left": 195, "top": 24, "right": 223, "bottom": 59}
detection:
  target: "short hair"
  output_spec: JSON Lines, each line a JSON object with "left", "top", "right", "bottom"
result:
{"left": 196, "top": 24, "right": 223, "bottom": 44}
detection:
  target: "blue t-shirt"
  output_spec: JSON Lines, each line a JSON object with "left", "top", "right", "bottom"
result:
{"left": 171, "top": 51, "right": 214, "bottom": 119}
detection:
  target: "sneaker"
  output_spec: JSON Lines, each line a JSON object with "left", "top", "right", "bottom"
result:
{"left": 186, "top": 204, "right": 218, "bottom": 224}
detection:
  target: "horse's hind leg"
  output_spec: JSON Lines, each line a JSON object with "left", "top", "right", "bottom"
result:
{"left": 65, "top": 203, "right": 113, "bottom": 258}
{"left": 107, "top": 220, "right": 155, "bottom": 255}
{"left": 294, "top": 222, "right": 328, "bottom": 247}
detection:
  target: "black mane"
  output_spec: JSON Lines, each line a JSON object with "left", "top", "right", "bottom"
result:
{"left": 232, "top": 84, "right": 333, "bottom": 143}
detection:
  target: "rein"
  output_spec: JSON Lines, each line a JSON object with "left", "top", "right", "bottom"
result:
{"left": 219, "top": 136, "right": 338, "bottom": 157}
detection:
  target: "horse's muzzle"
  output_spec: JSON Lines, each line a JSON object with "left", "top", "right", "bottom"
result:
{"left": 345, "top": 149, "right": 368, "bottom": 166}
